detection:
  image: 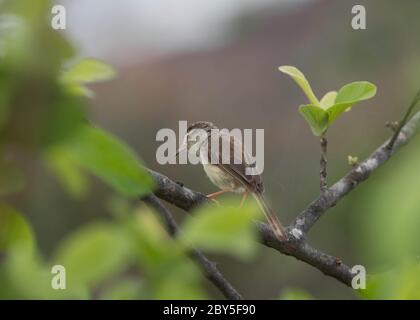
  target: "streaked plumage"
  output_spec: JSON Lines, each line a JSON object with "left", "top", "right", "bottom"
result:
{"left": 180, "top": 121, "right": 286, "bottom": 240}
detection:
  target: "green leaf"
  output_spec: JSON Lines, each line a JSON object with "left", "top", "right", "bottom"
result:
{"left": 326, "top": 102, "right": 355, "bottom": 125}
{"left": 64, "top": 83, "right": 95, "bottom": 98}
{"left": 319, "top": 91, "right": 337, "bottom": 110}
{"left": 335, "top": 81, "right": 377, "bottom": 104}
{"left": 347, "top": 155, "right": 359, "bottom": 166}
{"left": 60, "top": 58, "right": 116, "bottom": 85}
{"left": 62, "top": 125, "right": 154, "bottom": 197}
{"left": 60, "top": 58, "right": 116, "bottom": 98}
{"left": 279, "top": 66, "right": 320, "bottom": 105}
{"left": 126, "top": 209, "right": 207, "bottom": 299}
{"left": 54, "top": 222, "right": 132, "bottom": 288}
{"left": 0, "top": 206, "right": 83, "bottom": 299}
{"left": 279, "top": 68, "right": 376, "bottom": 133}
{"left": 127, "top": 209, "right": 187, "bottom": 272}
{"left": 0, "top": 203, "right": 34, "bottom": 255}
{"left": 40, "top": 93, "right": 86, "bottom": 147}
{"left": 298, "top": 104, "right": 329, "bottom": 136}
{"left": 0, "top": 250, "right": 89, "bottom": 299}
{"left": 181, "top": 199, "right": 261, "bottom": 260}
{"left": 327, "top": 81, "right": 376, "bottom": 125}
{"left": 44, "top": 147, "right": 90, "bottom": 199}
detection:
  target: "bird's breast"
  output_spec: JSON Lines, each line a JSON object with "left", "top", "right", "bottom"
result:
{"left": 202, "top": 164, "right": 245, "bottom": 193}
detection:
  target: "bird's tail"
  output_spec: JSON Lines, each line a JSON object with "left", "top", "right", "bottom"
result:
{"left": 252, "top": 191, "right": 286, "bottom": 241}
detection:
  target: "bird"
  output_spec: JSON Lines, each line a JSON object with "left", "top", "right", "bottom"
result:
{"left": 176, "top": 121, "right": 286, "bottom": 241}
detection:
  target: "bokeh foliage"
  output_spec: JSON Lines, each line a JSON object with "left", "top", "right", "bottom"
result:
{"left": 1, "top": 0, "right": 420, "bottom": 300}
{"left": 0, "top": 0, "right": 262, "bottom": 299}
{"left": 351, "top": 136, "right": 420, "bottom": 299}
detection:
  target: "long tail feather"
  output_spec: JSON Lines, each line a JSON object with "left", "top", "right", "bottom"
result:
{"left": 252, "top": 191, "right": 286, "bottom": 241}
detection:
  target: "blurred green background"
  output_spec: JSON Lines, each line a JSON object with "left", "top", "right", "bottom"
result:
{"left": 1, "top": 0, "right": 420, "bottom": 299}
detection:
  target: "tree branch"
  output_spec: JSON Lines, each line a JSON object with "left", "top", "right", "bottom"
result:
{"left": 292, "top": 110, "right": 420, "bottom": 235}
{"left": 142, "top": 193, "right": 243, "bottom": 300}
{"left": 148, "top": 110, "right": 420, "bottom": 288}
{"left": 387, "top": 89, "right": 420, "bottom": 150}
{"left": 148, "top": 169, "right": 355, "bottom": 286}
{"left": 257, "top": 222, "right": 354, "bottom": 285}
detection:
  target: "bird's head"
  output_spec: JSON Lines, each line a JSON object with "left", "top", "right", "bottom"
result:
{"left": 177, "top": 121, "right": 217, "bottom": 156}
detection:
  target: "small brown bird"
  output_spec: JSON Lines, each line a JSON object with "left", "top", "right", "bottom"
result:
{"left": 177, "top": 121, "right": 286, "bottom": 240}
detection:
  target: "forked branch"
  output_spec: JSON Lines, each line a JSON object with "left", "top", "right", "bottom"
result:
{"left": 142, "top": 194, "right": 243, "bottom": 300}
{"left": 146, "top": 109, "right": 420, "bottom": 296}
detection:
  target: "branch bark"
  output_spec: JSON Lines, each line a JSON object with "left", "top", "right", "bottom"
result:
{"left": 257, "top": 222, "right": 354, "bottom": 285}
{"left": 149, "top": 168, "right": 355, "bottom": 286}
{"left": 148, "top": 110, "right": 420, "bottom": 289}
{"left": 292, "top": 110, "right": 420, "bottom": 235}
{"left": 142, "top": 193, "right": 243, "bottom": 300}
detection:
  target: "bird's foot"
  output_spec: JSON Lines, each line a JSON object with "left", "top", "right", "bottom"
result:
{"left": 206, "top": 190, "right": 228, "bottom": 199}
{"left": 239, "top": 190, "right": 249, "bottom": 208}
{"left": 207, "top": 196, "right": 220, "bottom": 206}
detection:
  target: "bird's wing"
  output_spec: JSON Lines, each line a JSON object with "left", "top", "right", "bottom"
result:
{"left": 207, "top": 131, "right": 264, "bottom": 192}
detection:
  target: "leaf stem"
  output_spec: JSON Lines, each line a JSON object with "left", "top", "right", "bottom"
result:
{"left": 320, "top": 135, "right": 328, "bottom": 191}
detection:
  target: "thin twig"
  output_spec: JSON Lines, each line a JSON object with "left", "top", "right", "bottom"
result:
{"left": 142, "top": 193, "right": 243, "bottom": 300}
{"left": 320, "top": 135, "right": 328, "bottom": 191}
{"left": 293, "top": 110, "right": 420, "bottom": 235}
{"left": 147, "top": 110, "right": 420, "bottom": 287}
{"left": 387, "top": 89, "right": 420, "bottom": 150}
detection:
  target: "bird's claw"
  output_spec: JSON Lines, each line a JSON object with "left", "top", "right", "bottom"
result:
{"left": 207, "top": 196, "right": 220, "bottom": 206}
